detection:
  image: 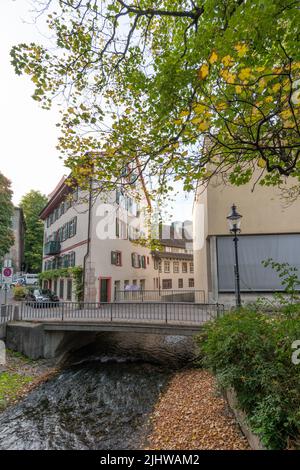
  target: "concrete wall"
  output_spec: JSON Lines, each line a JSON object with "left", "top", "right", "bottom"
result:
{"left": 6, "top": 322, "right": 97, "bottom": 361}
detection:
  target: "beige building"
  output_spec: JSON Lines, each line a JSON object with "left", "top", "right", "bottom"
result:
{"left": 40, "top": 178, "right": 195, "bottom": 302}
{"left": 4, "top": 207, "right": 25, "bottom": 273}
{"left": 193, "top": 175, "right": 300, "bottom": 307}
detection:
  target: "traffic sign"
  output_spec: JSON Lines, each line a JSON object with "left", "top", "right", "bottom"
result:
{"left": 2, "top": 267, "right": 13, "bottom": 284}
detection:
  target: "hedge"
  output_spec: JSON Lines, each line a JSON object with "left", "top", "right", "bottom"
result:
{"left": 196, "top": 309, "right": 300, "bottom": 449}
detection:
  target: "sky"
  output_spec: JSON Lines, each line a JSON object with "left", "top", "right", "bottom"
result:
{"left": 1, "top": 0, "right": 193, "bottom": 221}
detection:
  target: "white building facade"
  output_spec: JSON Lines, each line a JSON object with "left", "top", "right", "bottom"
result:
{"left": 40, "top": 177, "right": 195, "bottom": 302}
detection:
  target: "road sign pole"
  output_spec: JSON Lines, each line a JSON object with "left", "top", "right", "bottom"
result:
{"left": 4, "top": 284, "right": 8, "bottom": 305}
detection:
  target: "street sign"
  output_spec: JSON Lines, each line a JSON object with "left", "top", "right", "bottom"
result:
{"left": 2, "top": 267, "right": 13, "bottom": 284}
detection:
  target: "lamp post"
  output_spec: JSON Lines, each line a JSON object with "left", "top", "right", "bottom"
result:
{"left": 227, "top": 204, "right": 243, "bottom": 307}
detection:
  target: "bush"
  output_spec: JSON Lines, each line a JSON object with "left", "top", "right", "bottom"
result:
{"left": 196, "top": 309, "right": 300, "bottom": 449}
{"left": 12, "top": 286, "right": 27, "bottom": 300}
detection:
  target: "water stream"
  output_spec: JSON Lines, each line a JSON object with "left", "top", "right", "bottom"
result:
{"left": 0, "top": 333, "right": 195, "bottom": 450}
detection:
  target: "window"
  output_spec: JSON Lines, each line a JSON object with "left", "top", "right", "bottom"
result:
{"left": 69, "top": 252, "right": 76, "bottom": 267}
{"left": 73, "top": 187, "right": 78, "bottom": 202}
{"left": 116, "top": 217, "right": 120, "bottom": 238}
{"left": 182, "top": 262, "right": 188, "bottom": 273}
{"left": 188, "top": 278, "right": 194, "bottom": 288}
{"left": 60, "top": 202, "right": 65, "bottom": 216}
{"left": 131, "top": 252, "right": 141, "bottom": 268}
{"left": 62, "top": 223, "right": 69, "bottom": 241}
{"left": 59, "top": 279, "right": 64, "bottom": 299}
{"left": 69, "top": 217, "right": 77, "bottom": 238}
{"left": 154, "top": 258, "right": 159, "bottom": 270}
{"left": 217, "top": 234, "right": 300, "bottom": 292}
{"left": 111, "top": 251, "right": 122, "bottom": 266}
{"left": 164, "top": 261, "right": 170, "bottom": 273}
{"left": 162, "top": 279, "right": 172, "bottom": 289}
{"left": 58, "top": 227, "right": 63, "bottom": 242}
{"left": 128, "top": 225, "right": 139, "bottom": 241}
{"left": 178, "top": 278, "right": 183, "bottom": 289}
{"left": 173, "top": 261, "right": 179, "bottom": 273}
{"left": 159, "top": 261, "right": 162, "bottom": 273}
{"left": 65, "top": 197, "right": 72, "bottom": 210}
{"left": 190, "top": 262, "right": 194, "bottom": 273}
{"left": 54, "top": 279, "right": 57, "bottom": 294}
{"left": 67, "top": 279, "right": 72, "bottom": 301}
{"left": 141, "top": 256, "right": 146, "bottom": 269}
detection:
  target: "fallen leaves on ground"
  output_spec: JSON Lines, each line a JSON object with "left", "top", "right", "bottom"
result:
{"left": 146, "top": 369, "right": 250, "bottom": 450}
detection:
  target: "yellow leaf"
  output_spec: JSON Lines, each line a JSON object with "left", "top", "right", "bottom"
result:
{"left": 193, "top": 103, "right": 206, "bottom": 114}
{"left": 257, "top": 158, "right": 266, "bottom": 168}
{"left": 174, "top": 119, "right": 182, "bottom": 125}
{"left": 222, "top": 55, "right": 234, "bottom": 67}
{"left": 209, "top": 51, "right": 218, "bottom": 64}
{"left": 220, "top": 69, "right": 236, "bottom": 83}
{"left": 191, "top": 116, "right": 203, "bottom": 124}
{"left": 280, "top": 109, "right": 292, "bottom": 120}
{"left": 215, "top": 102, "right": 227, "bottom": 111}
{"left": 265, "top": 96, "right": 273, "bottom": 103}
{"left": 235, "top": 85, "right": 242, "bottom": 94}
{"left": 238, "top": 68, "right": 251, "bottom": 80}
{"left": 198, "top": 63, "right": 209, "bottom": 80}
{"left": 234, "top": 43, "right": 249, "bottom": 57}
{"left": 198, "top": 121, "right": 210, "bottom": 131}
{"left": 272, "top": 83, "right": 281, "bottom": 93}
{"left": 179, "top": 110, "right": 189, "bottom": 118}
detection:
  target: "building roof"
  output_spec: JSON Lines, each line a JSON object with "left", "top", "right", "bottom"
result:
{"left": 151, "top": 251, "right": 193, "bottom": 261}
{"left": 39, "top": 176, "right": 70, "bottom": 220}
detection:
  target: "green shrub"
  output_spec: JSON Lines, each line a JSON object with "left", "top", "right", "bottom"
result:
{"left": 12, "top": 286, "right": 27, "bottom": 300}
{"left": 196, "top": 309, "right": 300, "bottom": 449}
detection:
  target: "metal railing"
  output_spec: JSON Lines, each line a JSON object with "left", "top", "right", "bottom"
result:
{"left": 20, "top": 301, "right": 223, "bottom": 325}
{"left": 0, "top": 304, "right": 15, "bottom": 324}
{"left": 114, "top": 289, "right": 205, "bottom": 303}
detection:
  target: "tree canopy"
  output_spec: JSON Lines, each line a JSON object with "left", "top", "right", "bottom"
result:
{"left": 20, "top": 190, "right": 48, "bottom": 273}
{"left": 11, "top": 0, "right": 300, "bottom": 200}
{"left": 0, "top": 172, "right": 14, "bottom": 262}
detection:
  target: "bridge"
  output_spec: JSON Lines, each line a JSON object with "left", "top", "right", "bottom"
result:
{"left": 1, "top": 301, "right": 224, "bottom": 360}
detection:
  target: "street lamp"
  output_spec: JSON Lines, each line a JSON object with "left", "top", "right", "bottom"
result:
{"left": 227, "top": 204, "right": 243, "bottom": 307}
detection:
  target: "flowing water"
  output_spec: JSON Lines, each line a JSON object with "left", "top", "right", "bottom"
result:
{"left": 0, "top": 333, "right": 195, "bottom": 450}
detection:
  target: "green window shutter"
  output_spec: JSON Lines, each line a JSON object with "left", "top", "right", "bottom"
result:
{"left": 116, "top": 218, "right": 120, "bottom": 238}
{"left": 74, "top": 217, "right": 77, "bottom": 235}
{"left": 111, "top": 251, "right": 117, "bottom": 265}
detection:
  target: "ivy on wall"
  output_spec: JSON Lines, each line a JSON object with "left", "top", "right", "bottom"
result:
{"left": 38, "top": 266, "right": 83, "bottom": 301}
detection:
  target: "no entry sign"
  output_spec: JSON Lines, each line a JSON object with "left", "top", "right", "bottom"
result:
{"left": 2, "top": 267, "right": 13, "bottom": 283}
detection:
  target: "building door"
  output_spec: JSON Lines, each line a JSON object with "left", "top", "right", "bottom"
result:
{"left": 99, "top": 277, "right": 111, "bottom": 303}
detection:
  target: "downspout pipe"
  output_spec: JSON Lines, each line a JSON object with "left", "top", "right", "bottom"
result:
{"left": 82, "top": 182, "right": 93, "bottom": 302}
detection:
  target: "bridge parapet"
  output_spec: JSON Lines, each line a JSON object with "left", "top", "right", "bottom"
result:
{"left": 19, "top": 301, "right": 224, "bottom": 326}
